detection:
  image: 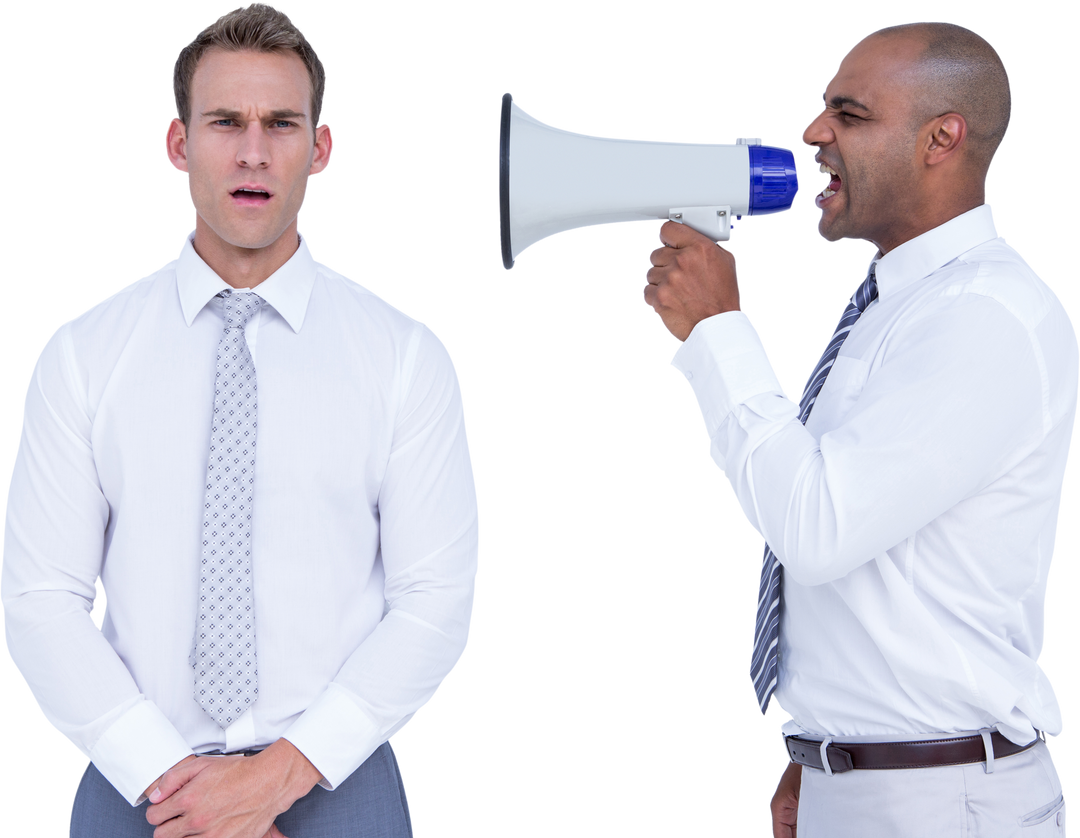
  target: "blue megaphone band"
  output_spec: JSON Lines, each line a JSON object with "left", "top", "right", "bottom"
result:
{"left": 748, "top": 146, "right": 798, "bottom": 215}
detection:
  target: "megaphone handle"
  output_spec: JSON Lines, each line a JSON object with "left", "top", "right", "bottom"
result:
{"left": 668, "top": 206, "right": 732, "bottom": 242}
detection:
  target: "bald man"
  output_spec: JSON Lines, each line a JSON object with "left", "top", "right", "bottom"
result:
{"left": 645, "top": 23, "right": 1073, "bottom": 837}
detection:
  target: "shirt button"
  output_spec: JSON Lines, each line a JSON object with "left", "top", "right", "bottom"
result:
{"left": 685, "top": 371, "right": 694, "bottom": 381}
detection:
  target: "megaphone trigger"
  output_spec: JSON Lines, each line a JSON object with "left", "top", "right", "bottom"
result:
{"left": 668, "top": 206, "right": 732, "bottom": 242}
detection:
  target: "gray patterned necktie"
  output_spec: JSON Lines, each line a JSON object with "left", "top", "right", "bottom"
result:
{"left": 750, "top": 265, "right": 879, "bottom": 713}
{"left": 192, "top": 290, "right": 264, "bottom": 728}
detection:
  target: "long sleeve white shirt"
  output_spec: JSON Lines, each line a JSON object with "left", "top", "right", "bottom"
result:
{"left": 3, "top": 235, "right": 478, "bottom": 804}
{"left": 672, "top": 206, "right": 1076, "bottom": 744}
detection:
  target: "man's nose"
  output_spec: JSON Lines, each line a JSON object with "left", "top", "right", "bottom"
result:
{"left": 803, "top": 111, "right": 832, "bottom": 147}
{"left": 237, "top": 124, "right": 272, "bottom": 165}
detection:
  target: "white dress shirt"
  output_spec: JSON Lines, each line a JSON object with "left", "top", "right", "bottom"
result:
{"left": 672, "top": 206, "right": 1077, "bottom": 745}
{"left": 3, "top": 235, "right": 478, "bottom": 804}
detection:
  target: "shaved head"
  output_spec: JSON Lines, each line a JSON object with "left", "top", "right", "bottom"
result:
{"left": 872, "top": 23, "right": 1010, "bottom": 175}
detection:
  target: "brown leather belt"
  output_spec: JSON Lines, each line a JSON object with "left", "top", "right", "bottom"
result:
{"left": 785, "top": 732, "right": 1039, "bottom": 774}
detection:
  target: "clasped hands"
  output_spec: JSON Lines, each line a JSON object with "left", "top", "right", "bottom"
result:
{"left": 644, "top": 220, "right": 740, "bottom": 340}
{"left": 143, "top": 738, "right": 322, "bottom": 838}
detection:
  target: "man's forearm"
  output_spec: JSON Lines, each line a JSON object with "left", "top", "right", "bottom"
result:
{"left": 259, "top": 739, "right": 325, "bottom": 802}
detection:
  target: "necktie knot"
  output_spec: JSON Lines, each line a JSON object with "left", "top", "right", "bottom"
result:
{"left": 220, "top": 290, "right": 264, "bottom": 331}
{"left": 853, "top": 263, "right": 879, "bottom": 314}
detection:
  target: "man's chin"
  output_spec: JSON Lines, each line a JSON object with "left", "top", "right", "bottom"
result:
{"left": 818, "top": 218, "right": 845, "bottom": 242}
{"left": 816, "top": 205, "right": 856, "bottom": 242}
{"left": 198, "top": 217, "right": 296, "bottom": 253}
{"left": 817, "top": 218, "right": 879, "bottom": 246}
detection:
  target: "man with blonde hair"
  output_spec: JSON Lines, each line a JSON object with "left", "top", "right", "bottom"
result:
{"left": 3, "top": 5, "right": 477, "bottom": 836}
{"left": 646, "top": 23, "right": 1072, "bottom": 836}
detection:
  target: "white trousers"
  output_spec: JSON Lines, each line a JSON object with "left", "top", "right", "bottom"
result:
{"left": 797, "top": 740, "right": 1065, "bottom": 837}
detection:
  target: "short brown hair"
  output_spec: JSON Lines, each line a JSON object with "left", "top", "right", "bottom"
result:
{"left": 173, "top": 4, "right": 325, "bottom": 130}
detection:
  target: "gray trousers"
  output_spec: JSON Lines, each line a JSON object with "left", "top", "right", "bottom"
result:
{"left": 797, "top": 739, "right": 1065, "bottom": 837}
{"left": 70, "top": 742, "right": 411, "bottom": 838}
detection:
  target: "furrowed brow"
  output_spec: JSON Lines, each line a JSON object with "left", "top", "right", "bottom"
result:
{"left": 825, "top": 94, "right": 870, "bottom": 112}
{"left": 203, "top": 107, "right": 308, "bottom": 122}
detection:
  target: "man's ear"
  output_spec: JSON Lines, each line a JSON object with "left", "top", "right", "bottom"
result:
{"left": 308, "top": 119, "right": 332, "bottom": 178}
{"left": 167, "top": 118, "right": 189, "bottom": 173}
{"left": 924, "top": 113, "right": 968, "bottom": 166}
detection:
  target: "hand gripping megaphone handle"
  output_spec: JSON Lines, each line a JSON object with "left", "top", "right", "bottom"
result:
{"left": 668, "top": 206, "right": 732, "bottom": 242}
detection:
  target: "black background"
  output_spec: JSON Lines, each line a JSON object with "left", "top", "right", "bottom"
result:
{"left": 6, "top": 4, "right": 1071, "bottom": 829}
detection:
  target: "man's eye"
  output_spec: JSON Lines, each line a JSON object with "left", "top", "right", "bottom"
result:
{"left": 273, "top": 121, "right": 293, "bottom": 128}
{"left": 840, "top": 111, "right": 863, "bottom": 122}
{"left": 210, "top": 119, "right": 293, "bottom": 127}
{"left": 214, "top": 119, "right": 235, "bottom": 127}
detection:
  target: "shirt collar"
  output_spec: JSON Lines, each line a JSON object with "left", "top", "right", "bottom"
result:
{"left": 176, "top": 232, "right": 317, "bottom": 333}
{"left": 872, "top": 205, "right": 998, "bottom": 299}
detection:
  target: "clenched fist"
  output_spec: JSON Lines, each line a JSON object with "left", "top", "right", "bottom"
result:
{"left": 644, "top": 220, "right": 740, "bottom": 340}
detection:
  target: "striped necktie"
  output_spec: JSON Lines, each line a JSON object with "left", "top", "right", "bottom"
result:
{"left": 750, "top": 264, "right": 879, "bottom": 713}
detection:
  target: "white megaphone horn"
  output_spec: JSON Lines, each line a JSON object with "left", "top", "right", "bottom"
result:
{"left": 500, "top": 93, "right": 799, "bottom": 270}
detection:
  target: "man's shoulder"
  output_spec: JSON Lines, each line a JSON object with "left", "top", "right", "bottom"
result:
{"left": 66, "top": 260, "right": 180, "bottom": 338}
{"left": 956, "top": 236, "right": 1038, "bottom": 280}
{"left": 26, "top": 260, "right": 182, "bottom": 404}
{"left": 936, "top": 237, "right": 1067, "bottom": 332}
{"left": 310, "top": 261, "right": 431, "bottom": 342}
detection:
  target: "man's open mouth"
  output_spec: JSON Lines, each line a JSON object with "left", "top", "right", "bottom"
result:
{"left": 232, "top": 187, "right": 271, "bottom": 201}
{"left": 816, "top": 161, "right": 842, "bottom": 199}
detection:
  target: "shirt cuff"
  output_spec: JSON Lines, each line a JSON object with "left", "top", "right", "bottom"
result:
{"left": 89, "top": 698, "right": 194, "bottom": 806}
{"left": 671, "top": 311, "right": 784, "bottom": 435}
{"left": 281, "top": 683, "right": 384, "bottom": 790}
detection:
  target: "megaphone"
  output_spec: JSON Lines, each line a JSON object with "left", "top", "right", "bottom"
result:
{"left": 500, "top": 93, "right": 798, "bottom": 269}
